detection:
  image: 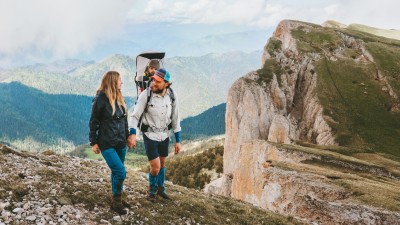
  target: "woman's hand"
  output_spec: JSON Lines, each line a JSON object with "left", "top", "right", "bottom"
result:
{"left": 92, "top": 144, "right": 100, "bottom": 154}
{"left": 128, "top": 135, "right": 137, "bottom": 149}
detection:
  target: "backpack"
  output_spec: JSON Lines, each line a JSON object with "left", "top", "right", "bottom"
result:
{"left": 137, "top": 87, "right": 175, "bottom": 132}
{"left": 135, "top": 52, "right": 165, "bottom": 95}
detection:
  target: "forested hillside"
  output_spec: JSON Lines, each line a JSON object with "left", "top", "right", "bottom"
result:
{"left": 0, "top": 51, "right": 261, "bottom": 119}
{"left": 180, "top": 103, "right": 226, "bottom": 140}
{"left": 0, "top": 82, "right": 92, "bottom": 152}
{"left": 0, "top": 82, "right": 226, "bottom": 152}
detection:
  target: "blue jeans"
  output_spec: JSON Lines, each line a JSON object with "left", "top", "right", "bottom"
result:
{"left": 101, "top": 146, "right": 127, "bottom": 196}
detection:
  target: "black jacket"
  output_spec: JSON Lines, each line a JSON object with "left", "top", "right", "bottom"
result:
{"left": 89, "top": 91, "right": 129, "bottom": 150}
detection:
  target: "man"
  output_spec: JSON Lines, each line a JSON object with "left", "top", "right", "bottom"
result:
{"left": 128, "top": 68, "right": 181, "bottom": 201}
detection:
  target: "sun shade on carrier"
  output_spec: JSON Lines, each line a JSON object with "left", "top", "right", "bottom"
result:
{"left": 134, "top": 51, "right": 165, "bottom": 99}
{"left": 135, "top": 52, "right": 165, "bottom": 87}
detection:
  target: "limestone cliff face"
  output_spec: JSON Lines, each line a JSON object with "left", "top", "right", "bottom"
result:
{"left": 206, "top": 20, "right": 400, "bottom": 224}
{"left": 214, "top": 140, "right": 400, "bottom": 224}
{"left": 224, "top": 20, "right": 335, "bottom": 175}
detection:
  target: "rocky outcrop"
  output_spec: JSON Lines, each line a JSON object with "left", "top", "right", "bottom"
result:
{"left": 208, "top": 140, "right": 400, "bottom": 224}
{"left": 224, "top": 20, "right": 335, "bottom": 175}
{"left": 206, "top": 20, "right": 400, "bottom": 224}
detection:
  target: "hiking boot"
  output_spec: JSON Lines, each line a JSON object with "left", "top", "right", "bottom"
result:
{"left": 122, "top": 199, "right": 131, "bottom": 208}
{"left": 157, "top": 191, "right": 170, "bottom": 200}
{"left": 121, "top": 192, "right": 131, "bottom": 208}
{"left": 146, "top": 194, "right": 157, "bottom": 202}
{"left": 111, "top": 195, "right": 128, "bottom": 215}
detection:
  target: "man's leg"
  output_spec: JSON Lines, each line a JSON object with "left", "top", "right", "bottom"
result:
{"left": 143, "top": 134, "right": 161, "bottom": 201}
{"left": 157, "top": 137, "right": 170, "bottom": 199}
{"left": 149, "top": 157, "right": 161, "bottom": 196}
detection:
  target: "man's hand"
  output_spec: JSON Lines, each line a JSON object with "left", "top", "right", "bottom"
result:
{"left": 128, "top": 134, "right": 137, "bottom": 149}
{"left": 174, "top": 142, "right": 181, "bottom": 155}
{"left": 92, "top": 144, "right": 100, "bottom": 154}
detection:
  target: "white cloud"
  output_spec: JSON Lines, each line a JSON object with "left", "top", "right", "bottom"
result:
{"left": 130, "top": 0, "right": 269, "bottom": 25}
{"left": 0, "top": 0, "right": 134, "bottom": 62}
{"left": 328, "top": 0, "right": 400, "bottom": 30}
{"left": 2, "top": 0, "right": 400, "bottom": 68}
{"left": 129, "top": 0, "right": 400, "bottom": 30}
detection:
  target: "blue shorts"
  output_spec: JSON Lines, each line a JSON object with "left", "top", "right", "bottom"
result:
{"left": 143, "top": 134, "right": 170, "bottom": 161}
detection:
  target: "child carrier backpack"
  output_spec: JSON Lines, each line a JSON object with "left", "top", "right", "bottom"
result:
{"left": 134, "top": 51, "right": 165, "bottom": 94}
{"left": 134, "top": 51, "right": 175, "bottom": 132}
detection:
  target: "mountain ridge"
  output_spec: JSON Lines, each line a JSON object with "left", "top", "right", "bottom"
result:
{"left": 0, "top": 82, "right": 225, "bottom": 152}
{"left": 0, "top": 51, "right": 261, "bottom": 119}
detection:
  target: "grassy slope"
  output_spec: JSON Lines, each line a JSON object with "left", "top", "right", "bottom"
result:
{"left": 0, "top": 146, "right": 302, "bottom": 225}
{"left": 83, "top": 148, "right": 148, "bottom": 170}
{"left": 272, "top": 142, "right": 400, "bottom": 212}
{"left": 348, "top": 23, "right": 400, "bottom": 40}
{"left": 290, "top": 24, "right": 400, "bottom": 157}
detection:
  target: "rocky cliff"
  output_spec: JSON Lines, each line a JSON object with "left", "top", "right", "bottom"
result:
{"left": 206, "top": 20, "right": 400, "bottom": 224}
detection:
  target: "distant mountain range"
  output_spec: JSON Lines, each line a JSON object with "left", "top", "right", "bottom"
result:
{"left": 75, "top": 23, "right": 271, "bottom": 61}
{"left": 0, "top": 51, "right": 261, "bottom": 119}
{"left": 0, "top": 82, "right": 225, "bottom": 152}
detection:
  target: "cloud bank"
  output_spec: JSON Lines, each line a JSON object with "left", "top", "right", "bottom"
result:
{"left": 129, "top": 0, "right": 400, "bottom": 30}
{"left": 2, "top": 0, "right": 400, "bottom": 67}
{"left": 0, "top": 0, "right": 134, "bottom": 66}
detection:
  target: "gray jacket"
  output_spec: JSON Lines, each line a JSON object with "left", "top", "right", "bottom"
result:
{"left": 129, "top": 88, "right": 181, "bottom": 142}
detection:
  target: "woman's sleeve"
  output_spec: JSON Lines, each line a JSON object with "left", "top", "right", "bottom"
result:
{"left": 89, "top": 96, "right": 102, "bottom": 146}
{"left": 128, "top": 90, "right": 148, "bottom": 133}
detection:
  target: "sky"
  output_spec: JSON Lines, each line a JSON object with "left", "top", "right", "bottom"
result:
{"left": 1, "top": 0, "right": 399, "bottom": 68}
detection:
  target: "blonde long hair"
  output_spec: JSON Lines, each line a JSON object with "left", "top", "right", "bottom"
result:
{"left": 97, "top": 71, "right": 127, "bottom": 115}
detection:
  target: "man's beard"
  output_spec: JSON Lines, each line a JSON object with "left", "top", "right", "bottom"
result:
{"left": 153, "top": 88, "right": 164, "bottom": 94}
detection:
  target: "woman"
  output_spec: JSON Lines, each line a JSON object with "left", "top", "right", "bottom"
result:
{"left": 89, "top": 71, "right": 131, "bottom": 215}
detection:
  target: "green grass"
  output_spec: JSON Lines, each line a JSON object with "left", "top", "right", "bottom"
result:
{"left": 256, "top": 59, "right": 282, "bottom": 85}
{"left": 366, "top": 42, "right": 400, "bottom": 99}
{"left": 164, "top": 146, "right": 224, "bottom": 189}
{"left": 269, "top": 142, "right": 400, "bottom": 212}
{"left": 1, "top": 148, "right": 304, "bottom": 225}
{"left": 291, "top": 26, "right": 343, "bottom": 53}
{"left": 348, "top": 23, "right": 400, "bottom": 41}
{"left": 83, "top": 148, "right": 148, "bottom": 169}
{"left": 286, "top": 24, "right": 400, "bottom": 157}
{"left": 265, "top": 38, "right": 282, "bottom": 56}
{"left": 315, "top": 57, "right": 400, "bottom": 156}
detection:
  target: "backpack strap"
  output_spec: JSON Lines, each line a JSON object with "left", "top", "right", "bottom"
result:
{"left": 138, "top": 87, "right": 175, "bottom": 132}
{"left": 167, "top": 87, "right": 175, "bottom": 130}
{"left": 168, "top": 87, "right": 175, "bottom": 104}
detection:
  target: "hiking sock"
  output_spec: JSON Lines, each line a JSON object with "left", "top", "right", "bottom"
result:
{"left": 157, "top": 167, "right": 166, "bottom": 193}
{"left": 148, "top": 172, "right": 159, "bottom": 196}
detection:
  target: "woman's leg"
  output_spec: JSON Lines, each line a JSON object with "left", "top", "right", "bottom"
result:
{"left": 101, "top": 148, "right": 127, "bottom": 196}
{"left": 115, "top": 146, "right": 127, "bottom": 193}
